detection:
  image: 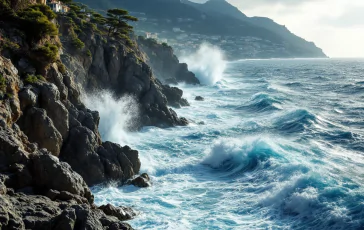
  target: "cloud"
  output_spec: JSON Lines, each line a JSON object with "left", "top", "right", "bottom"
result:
{"left": 321, "top": 6, "right": 364, "bottom": 28}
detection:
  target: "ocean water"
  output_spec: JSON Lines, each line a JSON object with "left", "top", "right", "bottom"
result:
{"left": 91, "top": 57, "right": 364, "bottom": 229}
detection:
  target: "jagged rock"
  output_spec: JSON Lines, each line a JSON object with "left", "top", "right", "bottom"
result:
{"left": 164, "top": 78, "right": 178, "bottom": 85}
{"left": 60, "top": 126, "right": 106, "bottom": 185}
{"left": 195, "top": 96, "right": 204, "bottom": 101}
{"left": 161, "top": 83, "right": 190, "bottom": 108}
{"left": 18, "top": 86, "right": 39, "bottom": 111}
{"left": 0, "top": 195, "right": 25, "bottom": 229}
{"left": 129, "top": 173, "right": 151, "bottom": 188}
{"left": 176, "top": 63, "right": 200, "bottom": 85}
{"left": 30, "top": 151, "right": 93, "bottom": 203}
{"left": 60, "top": 17, "right": 189, "bottom": 128}
{"left": 38, "top": 83, "right": 69, "bottom": 140}
{"left": 17, "top": 58, "right": 36, "bottom": 75}
{"left": 18, "top": 107, "right": 62, "bottom": 156}
{"left": 0, "top": 193, "right": 134, "bottom": 230}
{"left": 98, "top": 142, "right": 141, "bottom": 182}
{"left": 137, "top": 37, "right": 200, "bottom": 85}
{"left": 99, "top": 204, "right": 136, "bottom": 221}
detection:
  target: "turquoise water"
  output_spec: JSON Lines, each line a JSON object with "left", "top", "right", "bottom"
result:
{"left": 92, "top": 59, "right": 364, "bottom": 229}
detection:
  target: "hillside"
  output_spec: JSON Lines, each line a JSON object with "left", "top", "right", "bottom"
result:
{"left": 78, "top": 0, "right": 327, "bottom": 59}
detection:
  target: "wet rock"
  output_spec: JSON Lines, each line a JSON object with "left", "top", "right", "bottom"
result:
{"left": 99, "top": 204, "right": 136, "bottom": 221}
{"left": 129, "top": 173, "right": 151, "bottom": 188}
{"left": 137, "top": 37, "right": 200, "bottom": 85}
{"left": 195, "top": 96, "right": 204, "bottom": 101}
{"left": 161, "top": 83, "right": 190, "bottom": 108}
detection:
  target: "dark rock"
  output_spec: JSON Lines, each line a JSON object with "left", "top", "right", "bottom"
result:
{"left": 164, "top": 78, "right": 178, "bottom": 85}
{"left": 137, "top": 37, "right": 200, "bottom": 85}
{"left": 160, "top": 83, "right": 190, "bottom": 108}
{"left": 0, "top": 193, "right": 134, "bottom": 230}
{"left": 99, "top": 204, "right": 136, "bottom": 221}
{"left": 30, "top": 151, "right": 93, "bottom": 203}
{"left": 195, "top": 96, "right": 204, "bottom": 101}
{"left": 129, "top": 173, "right": 151, "bottom": 188}
{"left": 17, "top": 107, "right": 63, "bottom": 156}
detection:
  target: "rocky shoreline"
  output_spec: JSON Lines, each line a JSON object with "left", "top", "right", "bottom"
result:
{"left": 0, "top": 2, "right": 198, "bottom": 229}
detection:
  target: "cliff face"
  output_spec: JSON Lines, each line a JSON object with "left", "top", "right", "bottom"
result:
{"left": 137, "top": 37, "right": 200, "bottom": 85}
{"left": 0, "top": 55, "right": 134, "bottom": 229}
{"left": 0, "top": 1, "right": 198, "bottom": 228}
{"left": 58, "top": 16, "right": 189, "bottom": 127}
{"left": 0, "top": 3, "right": 155, "bottom": 229}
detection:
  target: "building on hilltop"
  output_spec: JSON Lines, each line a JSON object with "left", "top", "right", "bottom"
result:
{"left": 46, "top": 0, "right": 69, "bottom": 13}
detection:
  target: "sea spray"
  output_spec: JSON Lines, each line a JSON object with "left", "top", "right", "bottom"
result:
{"left": 181, "top": 43, "right": 226, "bottom": 85}
{"left": 83, "top": 91, "right": 139, "bottom": 144}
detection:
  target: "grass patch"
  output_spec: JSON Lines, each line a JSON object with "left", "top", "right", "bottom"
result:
{"left": 0, "top": 74, "right": 6, "bottom": 92}
{"left": 56, "top": 60, "right": 66, "bottom": 74}
{"left": 25, "top": 74, "right": 46, "bottom": 84}
{"left": 71, "top": 35, "right": 85, "bottom": 50}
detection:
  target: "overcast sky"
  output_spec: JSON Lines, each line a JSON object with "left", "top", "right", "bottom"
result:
{"left": 191, "top": 0, "right": 364, "bottom": 57}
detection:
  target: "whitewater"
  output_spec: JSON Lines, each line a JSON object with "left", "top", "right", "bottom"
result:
{"left": 88, "top": 47, "right": 364, "bottom": 229}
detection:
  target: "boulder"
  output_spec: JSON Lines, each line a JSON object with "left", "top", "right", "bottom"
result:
{"left": 17, "top": 107, "right": 62, "bottom": 156}
{"left": 30, "top": 151, "right": 93, "bottom": 203}
{"left": 129, "top": 173, "right": 151, "bottom": 188}
{"left": 161, "top": 84, "right": 190, "bottom": 108}
{"left": 195, "top": 96, "right": 204, "bottom": 101}
{"left": 99, "top": 204, "right": 136, "bottom": 221}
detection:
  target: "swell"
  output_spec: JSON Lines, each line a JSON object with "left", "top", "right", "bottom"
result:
{"left": 237, "top": 93, "right": 283, "bottom": 113}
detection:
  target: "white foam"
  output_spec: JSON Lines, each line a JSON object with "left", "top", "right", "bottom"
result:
{"left": 181, "top": 43, "right": 226, "bottom": 85}
{"left": 83, "top": 91, "right": 139, "bottom": 145}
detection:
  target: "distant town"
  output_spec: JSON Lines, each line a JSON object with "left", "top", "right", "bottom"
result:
{"left": 131, "top": 12, "right": 293, "bottom": 60}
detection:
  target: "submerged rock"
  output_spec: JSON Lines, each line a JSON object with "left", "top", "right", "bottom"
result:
{"left": 195, "top": 96, "right": 204, "bottom": 101}
{"left": 129, "top": 173, "right": 151, "bottom": 188}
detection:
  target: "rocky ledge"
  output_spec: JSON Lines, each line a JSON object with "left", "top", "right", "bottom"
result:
{"left": 137, "top": 36, "right": 200, "bottom": 85}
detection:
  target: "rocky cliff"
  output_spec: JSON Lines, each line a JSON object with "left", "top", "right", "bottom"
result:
{"left": 0, "top": 1, "right": 198, "bottom": 228}
{"left": 0, "top": 2, "right": 163, "bottom": 229}
{"left": 137, "top": 36, "right": 200, "bottom": 85}
{"left": 58, "top": 15, "right": 190, "bottom": 126}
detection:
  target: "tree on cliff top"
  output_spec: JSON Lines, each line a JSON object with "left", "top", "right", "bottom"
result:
{"left": 106, "top": 8, "right": 138, "bottom": 37}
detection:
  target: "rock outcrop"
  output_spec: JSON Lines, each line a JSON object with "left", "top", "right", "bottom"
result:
{"left": 137, "top": 36, "right": 200, "bottom": 85}
{"left": 58, "top": 15, "right": 189, "bottom": 126}
{"left": 0, "top": 53, "right": 137, "bottom": 228}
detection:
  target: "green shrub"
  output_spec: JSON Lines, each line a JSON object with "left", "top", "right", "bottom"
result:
{"left": 0, "top": 74, "right": 6, "bottom": 92}
{"left": 19, "top": 5, "right": 58, "bottom": 40}
{"left": 162, "top": 42, "right": 169, "bottom": 47}
{"left": 56, "top": 60, "right": 66, "bottom": 74}
{"left": 86, "top": 49, "right": 92, "bottom": 57}
{"left": 71, "top": 36, "right": 85, "bottom": 50}
{"left": 24, "top": 74, "right": 45, "bottom": 84}
{"left": 34, "top": 42, "right": 59, "bottom": 62}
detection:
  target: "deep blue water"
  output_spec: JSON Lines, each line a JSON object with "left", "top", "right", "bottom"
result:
{"left": 92, "top": 58, "right": 364, "bottom": 229}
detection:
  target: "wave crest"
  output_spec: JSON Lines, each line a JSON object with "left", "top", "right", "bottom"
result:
{"left": 202, "top": 137, "right": 282, "bottom": 176}
{"left": 237, "top": 93, "right": 283, "bottom": 112}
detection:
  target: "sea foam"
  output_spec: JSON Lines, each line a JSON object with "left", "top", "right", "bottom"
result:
{"left": 181, "top": 43, "right": 226, "bottom": 85}
{"left": 83, "top": 91, "right": 139, "bottom": 145}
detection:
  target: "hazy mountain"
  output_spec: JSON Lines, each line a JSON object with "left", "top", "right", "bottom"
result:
{"left": 78, "top": 0, "right": 327, "bottom": 58}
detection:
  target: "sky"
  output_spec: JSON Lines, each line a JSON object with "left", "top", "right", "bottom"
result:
{"left": 190, "top": 0, "right": 364, "bottom": 57}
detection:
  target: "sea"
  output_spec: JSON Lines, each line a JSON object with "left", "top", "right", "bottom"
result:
{"left": 87, "top": 45, "right": 364, "bottom": 230}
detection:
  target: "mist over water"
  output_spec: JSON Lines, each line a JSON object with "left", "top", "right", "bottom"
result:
{"left": 181, "top": 43, "right": 226, "bottom": 85}
{"left": 92, "top": 59, "right": 364, "bottom": 229}
{"left": 83, "top": 92, "right": 139, "bottom": 145}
